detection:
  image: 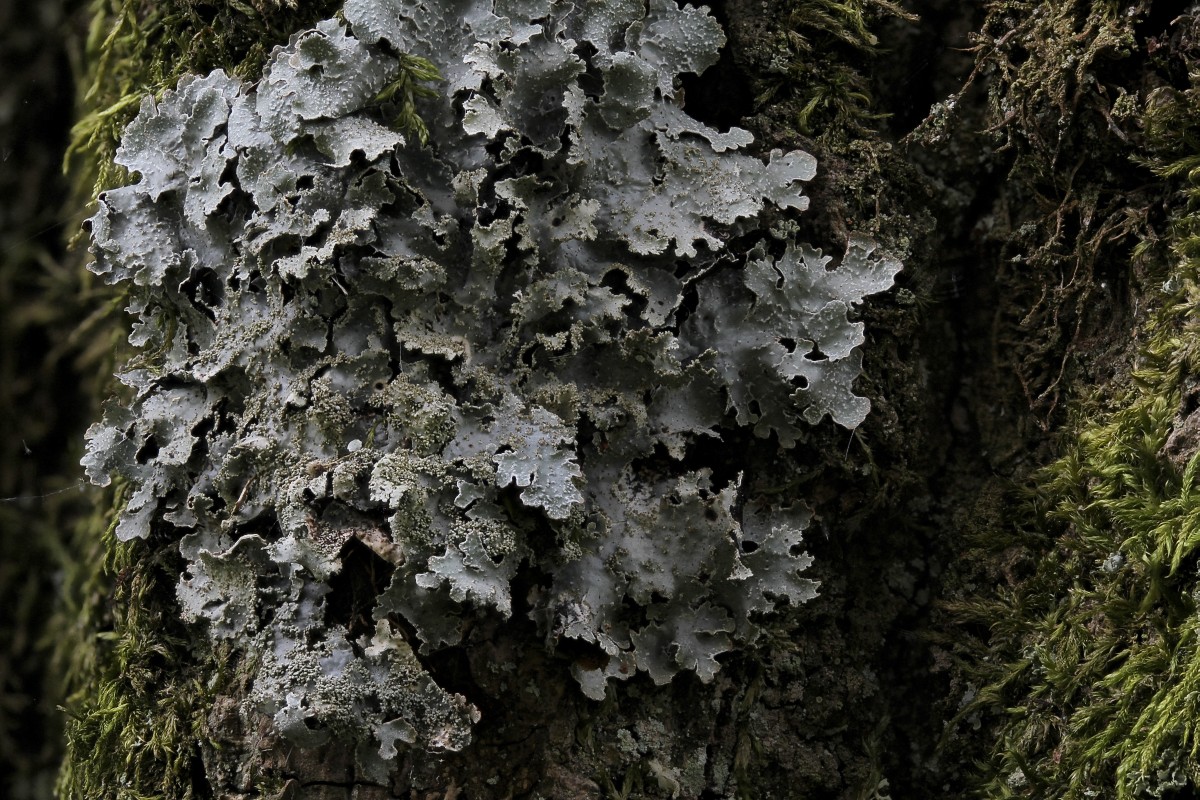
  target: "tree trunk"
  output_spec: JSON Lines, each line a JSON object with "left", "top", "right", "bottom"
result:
{"left": 5, "top": 1, "right": 1199, "bottom": 799}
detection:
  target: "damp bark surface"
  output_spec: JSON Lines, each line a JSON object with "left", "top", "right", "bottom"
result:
{"left": 5, "top": 1, "right": 1199, "bottom": 799}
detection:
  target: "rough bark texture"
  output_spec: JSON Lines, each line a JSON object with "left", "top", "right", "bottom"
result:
{"left": 4, "top": 1, "right": 1200, "bottom": 799}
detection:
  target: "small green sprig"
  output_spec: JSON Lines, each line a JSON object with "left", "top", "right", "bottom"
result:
{"left": 374, "top": 54, "right": 441, "bottom": 146}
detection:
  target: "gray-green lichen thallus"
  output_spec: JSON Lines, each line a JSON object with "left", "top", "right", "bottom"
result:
{"left": 81, "top": 0, "right": 900, "bottom": 779}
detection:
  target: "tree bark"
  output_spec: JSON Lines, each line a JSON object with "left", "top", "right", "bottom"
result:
{"left": 4, "top": 1, "right": 1198, "bottom": 799}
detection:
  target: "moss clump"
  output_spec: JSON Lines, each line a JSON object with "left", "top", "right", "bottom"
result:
{"left": 915, "top": 0, "right": 1165, "bottom": 424}
{"left": 56, "top": 484, "right": 229, "bottom": 800}
{"left": 962, "top": 315, "right": 1200, "bottom": 797}
{"left": 726, "top": 0, "right": 917, "bottom": 143}
{"left": 956, "top": 13, "right": 1200, "bottom": 793}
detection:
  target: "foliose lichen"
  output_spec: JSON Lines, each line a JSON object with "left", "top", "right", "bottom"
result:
{"left": 81, "top": 0, "right": 900, "bottom": 774}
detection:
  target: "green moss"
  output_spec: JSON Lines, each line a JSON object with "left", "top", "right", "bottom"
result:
{"left": 55, "top": 484, "right": 227, "bottom": 800}
{"left": 911, "top": 0, "right": 1164, "bottom": 423}
{"left": 957, "top": 47, "right": 1200, "bottom": 796}
{"left": 736, "top": 0, "right": 916, "bottom": 142}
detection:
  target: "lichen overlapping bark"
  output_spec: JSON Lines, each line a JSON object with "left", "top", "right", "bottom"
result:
{"left": 51, "top": 0, "right": 1200, "bottom": 797}
{"left": 80, "top": 0, "right": 902, "bottom": 790}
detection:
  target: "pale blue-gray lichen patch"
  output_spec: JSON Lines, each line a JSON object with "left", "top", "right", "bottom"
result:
{"left": 82, "top": 0, "right": 900, "bottom": 772}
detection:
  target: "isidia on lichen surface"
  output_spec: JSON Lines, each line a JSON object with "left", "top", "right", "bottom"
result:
{"left": 81, "top": 0, "right": 899, "bottom": 777}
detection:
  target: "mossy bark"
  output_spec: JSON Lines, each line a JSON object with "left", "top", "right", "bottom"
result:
{"left": 7, "top": 0, "right": 1200, "bottom": 798}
